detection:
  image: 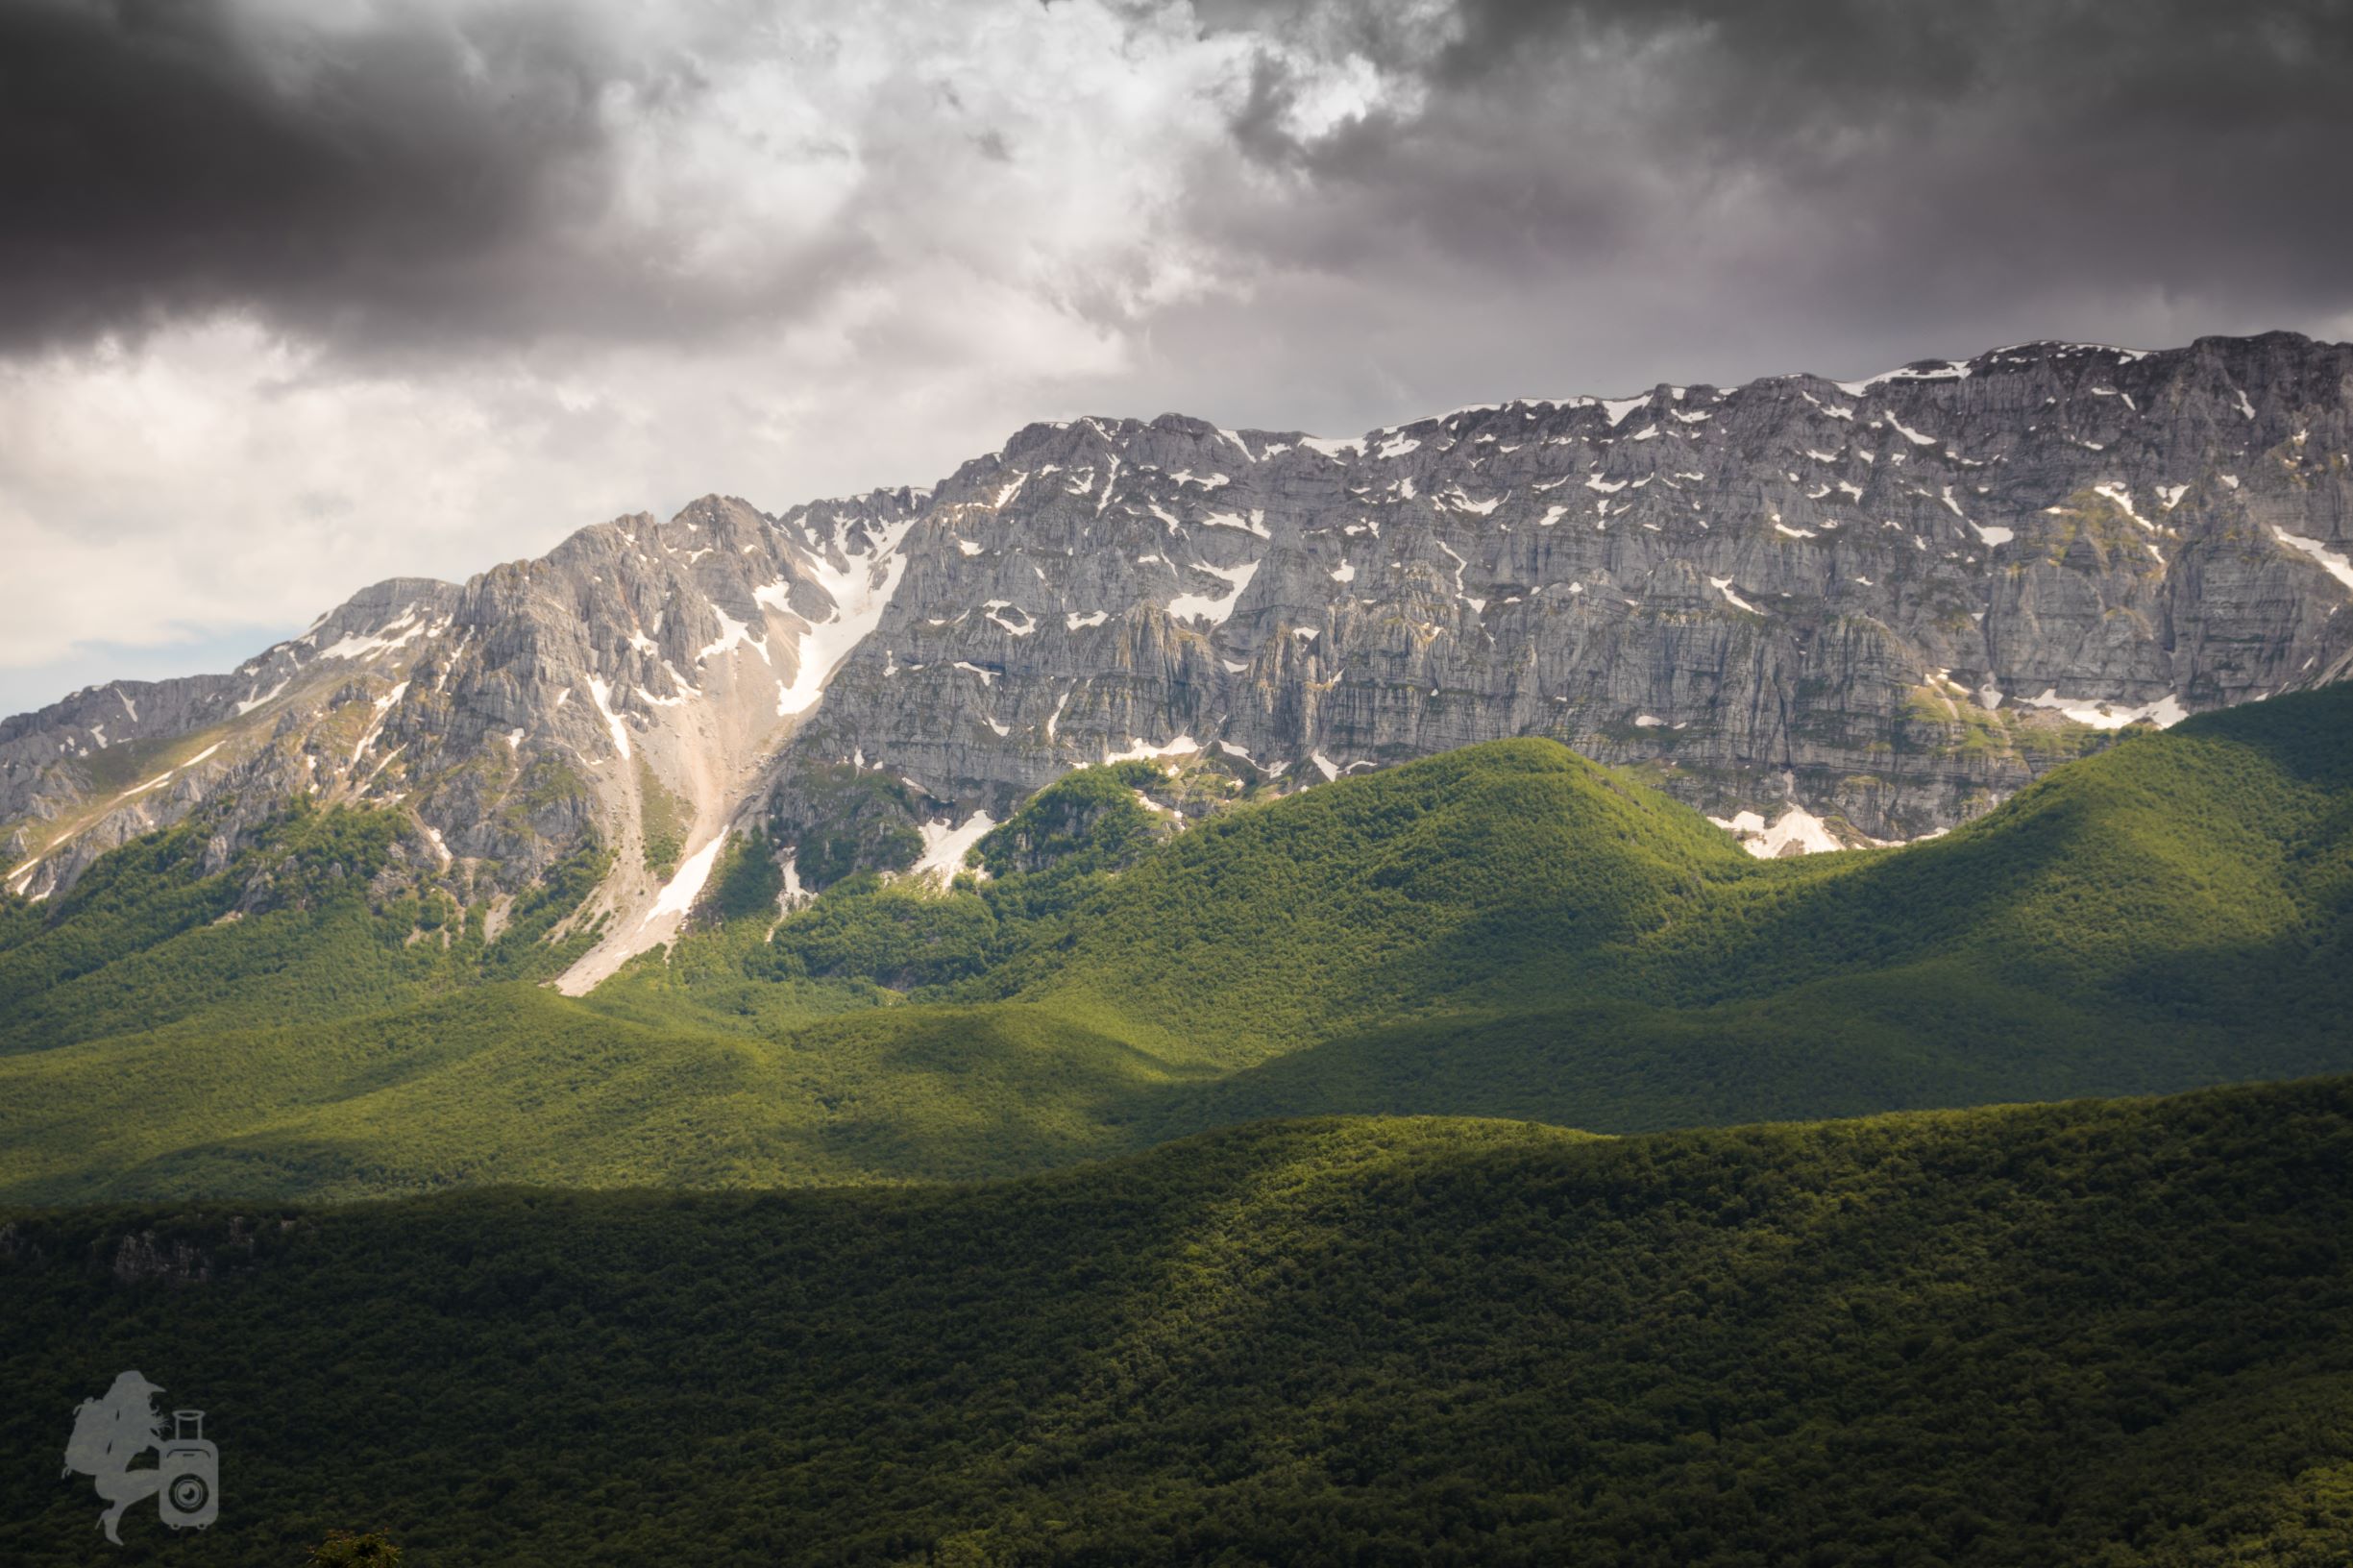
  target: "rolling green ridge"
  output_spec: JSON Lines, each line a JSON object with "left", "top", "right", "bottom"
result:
{"left": 2, "top": 685, "right": 2349, "bottom": 1203}
{"left": 3, "top": 1079, "right": 2350, "bottom": 1566}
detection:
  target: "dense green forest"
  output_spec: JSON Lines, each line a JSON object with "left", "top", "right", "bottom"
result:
{"left": 2, "top": 1078, "right": 2349, "bottom": 1565}
{"left": 2, "top": 685, "right": 2350, "bottom": 1202}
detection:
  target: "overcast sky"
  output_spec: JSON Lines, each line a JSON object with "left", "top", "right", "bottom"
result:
{"left": 5, "top": 0, "right": 2351, "bottom": 716}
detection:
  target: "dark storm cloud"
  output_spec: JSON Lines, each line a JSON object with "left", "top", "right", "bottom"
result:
{"left": 0, "top": 0, "right": 587, "bottom": 348}
{"left": 1195, "top": 0, "right": 2353, "bottom": 343}
{"left": 0, "top": 0, "right": 883, "bottom": 355}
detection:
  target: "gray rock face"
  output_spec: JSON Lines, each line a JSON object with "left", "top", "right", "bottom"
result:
{"left": 5, "top": 331, "right": 2350, "bottom": 919}
{"left": 772, "top": 331, "right": 2353, "bottom": 851}
{"left": 0, "top": 493, "right": 918, "bottom": 907}
{"left": 0, "top": 576, "right": 464, "bottom": 896}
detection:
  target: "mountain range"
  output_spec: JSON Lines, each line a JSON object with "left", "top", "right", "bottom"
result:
{"left": 5, "top": 331, "right": 2351, "bottom": 997}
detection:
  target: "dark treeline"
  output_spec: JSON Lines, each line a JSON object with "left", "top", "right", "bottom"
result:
{"left": 3, "top": 1078, "right": 2350, "bottom": 1566}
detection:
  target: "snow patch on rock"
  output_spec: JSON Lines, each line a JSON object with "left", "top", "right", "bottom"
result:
{"left": 1709, "top": 805, "right": 1846, "bottom": 858}
{"left": 910, "top": 813, "right": 998, "bottom": 884}
{"left": 2021, "top": 689, "right": 2191, "bottom": 729}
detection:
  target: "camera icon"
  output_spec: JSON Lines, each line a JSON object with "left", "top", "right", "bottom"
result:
{"left": 158, "top": 1410, "right": 218, "bottom": 1531}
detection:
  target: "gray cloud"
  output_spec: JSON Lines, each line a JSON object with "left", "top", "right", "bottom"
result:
{"left": 5, "top": 0, "right": 2350, "bottom": 365}
{"left": 1195, "top": 0, "right": 2353, "bottom": 351}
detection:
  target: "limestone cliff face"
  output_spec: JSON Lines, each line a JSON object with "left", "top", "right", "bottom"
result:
{"left": 770, "top": 331, "right": 2353, "bottom": 852}
{"left": 5, "top": 332, "right": 2350, "bottom": 961}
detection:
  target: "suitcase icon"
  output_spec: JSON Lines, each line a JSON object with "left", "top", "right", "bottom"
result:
{"left": 158, "top": 1410, "right": 218, "bottom": 1530}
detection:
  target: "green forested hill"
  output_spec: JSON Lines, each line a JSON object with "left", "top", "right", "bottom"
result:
{"left": 2, "top": 685, "right": 2350, "bottom": 1203}
{"left": 1010, "top": 685, "right": 2353, "bottom": 1066}
{"left": 968, "top": 736, "right": 1756, "bottom": 1063}
{"left": 0, "top": 798, "right": 607, "bottom": 1058}
{"left": 2, "top": 1079, "right": 2349, "bottom": 1566}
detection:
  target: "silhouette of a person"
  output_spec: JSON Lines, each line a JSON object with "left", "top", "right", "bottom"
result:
{"left": 62, "top": 1371, "right": 168, "bottom": 1544}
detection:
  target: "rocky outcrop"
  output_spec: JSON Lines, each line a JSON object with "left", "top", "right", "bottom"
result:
{"left": 105, "top": 1231, "right": 214, "bottom": 1286}
{"left": 4, "top": 332, "right": 2349, "bottom": 949}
